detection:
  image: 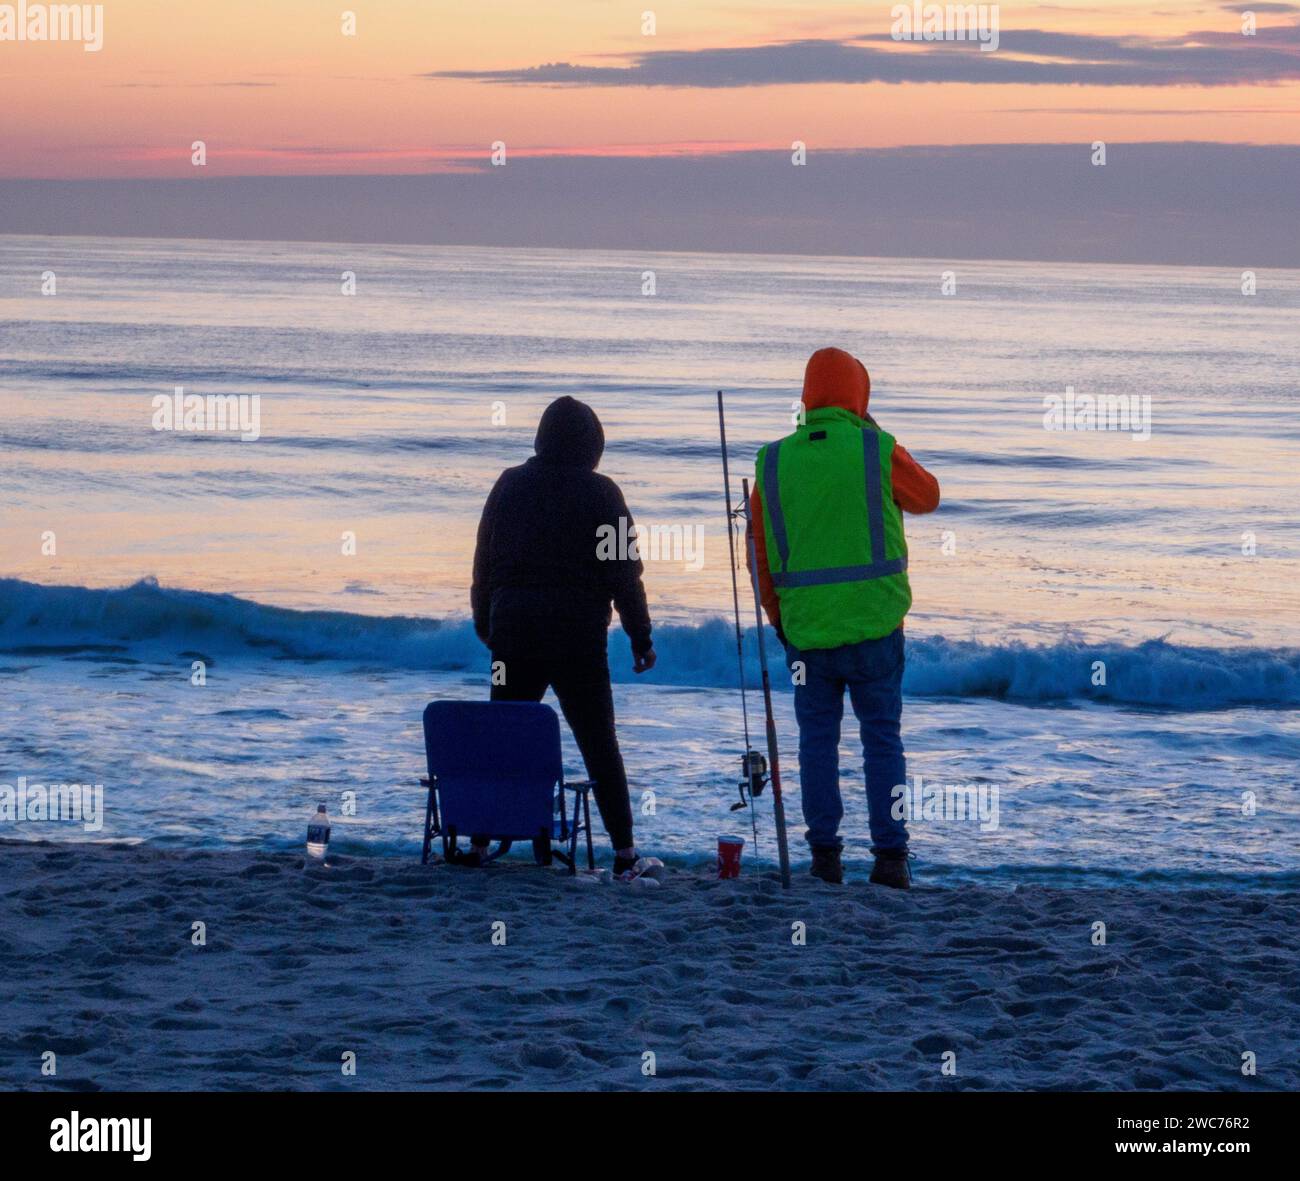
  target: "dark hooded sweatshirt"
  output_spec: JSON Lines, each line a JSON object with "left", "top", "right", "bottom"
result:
{"left": 471, "top": 397, "right": 653, "bottom": 661}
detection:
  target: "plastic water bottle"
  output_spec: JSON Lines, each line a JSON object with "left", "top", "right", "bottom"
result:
{"left": 306, "top": 804, "right": 330, "bottom": 860}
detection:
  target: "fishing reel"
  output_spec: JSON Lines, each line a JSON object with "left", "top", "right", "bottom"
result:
{"left": 730, "top": 749, "right": 768, "bottom": 811}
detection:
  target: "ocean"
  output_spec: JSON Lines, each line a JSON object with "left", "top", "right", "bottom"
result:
{"left": 2, "top": 233, "right": 1298, "bottom": 886}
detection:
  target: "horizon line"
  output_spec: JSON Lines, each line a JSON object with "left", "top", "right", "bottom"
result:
{"left": 3, "top": 137, "right": 1297, "bottom": 183}
{"left": 5, "top": 230, "right": 1295, "bottom": 276}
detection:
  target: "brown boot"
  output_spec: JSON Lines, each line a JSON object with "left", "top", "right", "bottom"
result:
{"left": 810, "top": 845, "right": 844, "bottom": 885}
{"left": 869, "top": 847, "right": 911, "bottom": 889}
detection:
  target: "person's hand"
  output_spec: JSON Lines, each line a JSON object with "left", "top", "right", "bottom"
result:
{"left": 633, "top": 647, "right": 657, "bottom": 674}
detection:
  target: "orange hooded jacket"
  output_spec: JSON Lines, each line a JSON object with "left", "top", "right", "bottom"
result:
{"left": 748, "top": 347, "right": 940, "bottom": 632}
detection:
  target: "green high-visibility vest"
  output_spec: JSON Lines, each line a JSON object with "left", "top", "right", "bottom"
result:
{"left": 756, "top": 405, "right": 911, "bottom": 650}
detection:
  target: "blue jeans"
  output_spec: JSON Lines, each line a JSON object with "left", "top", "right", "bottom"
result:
{"left": 785, "top": 628, "right": 908, "bottom": 853}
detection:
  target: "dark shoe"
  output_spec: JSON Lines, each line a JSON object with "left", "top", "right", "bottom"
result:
{"left": 454, "top": 846, "right": 488, "bottom": 868}
{"left": 613, "top": 850, "right": 639, "bottom": 876}
{"left": 869, "top": 847, "right": 911, "bottom": 889}
{"left": 809, "top": 845, "right": 844, "bottom": 885}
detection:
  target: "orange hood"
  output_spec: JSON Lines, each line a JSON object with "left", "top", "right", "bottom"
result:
{"left": 802, "top": 347, "right": 870, "bottom": 418}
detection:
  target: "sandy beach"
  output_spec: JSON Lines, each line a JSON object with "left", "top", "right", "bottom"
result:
{"left": 2, "top": 839, "right": 1295, "bottom": 1092}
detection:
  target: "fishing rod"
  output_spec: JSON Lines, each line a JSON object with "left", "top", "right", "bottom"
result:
{"left": 741, "top": 477, "right": 793, "bottom": 890}
{"left": 717, "top": 390, "right": 761, "bottom": 856}
{"left": 716, "top": 391, "right": 793, "bottom": 889}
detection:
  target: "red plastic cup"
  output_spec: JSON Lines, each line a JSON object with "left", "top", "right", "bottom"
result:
{"left": 717, "top": 835, "right": 744, "bottom": 879}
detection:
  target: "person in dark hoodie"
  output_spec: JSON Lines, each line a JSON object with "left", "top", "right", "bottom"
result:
{"left": 469, "top": 396, "right": 655, "bottom": 873}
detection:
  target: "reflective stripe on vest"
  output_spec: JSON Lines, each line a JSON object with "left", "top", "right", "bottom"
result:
{"left": 764, "top": 430, "right": 908, "bottom": 589}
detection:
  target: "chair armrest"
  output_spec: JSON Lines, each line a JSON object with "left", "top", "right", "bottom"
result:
{"left": 420, "top": 776, "right": 433, "bottom": 788}
{"left": 564, "top": 779, "right": 596, "bottom": 793}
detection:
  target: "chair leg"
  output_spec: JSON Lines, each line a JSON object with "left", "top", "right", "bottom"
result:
{"left": 583, "top": 792, "right": 594, "bottom": 871}
{"left": 483, "top": 839, "right": 512, "bottom": 864}
{"left": 421, "top": 784, "right": 435, "bottom": 865}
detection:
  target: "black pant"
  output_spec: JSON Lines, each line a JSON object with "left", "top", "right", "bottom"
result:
{"left": 488, "top": 651, "right": 635, "bottom": 850}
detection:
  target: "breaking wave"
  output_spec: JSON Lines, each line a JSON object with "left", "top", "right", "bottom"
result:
{"left": 2, "top": 577, "right": 1298, "bottom": 711}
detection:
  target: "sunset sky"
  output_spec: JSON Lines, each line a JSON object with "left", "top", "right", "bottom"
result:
{"left": 2, "top": 1, "right": 1298, "bottom": 262}
{"left": 3, "top": 0, "right": 1298, "bottom": 178}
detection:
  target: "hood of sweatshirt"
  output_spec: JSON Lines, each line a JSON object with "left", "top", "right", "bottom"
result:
{"left": 533, "top": 395, "right": 605, "bottom": 470}
{"left": 801, "top": 347, "right": 871, "bottom": 418}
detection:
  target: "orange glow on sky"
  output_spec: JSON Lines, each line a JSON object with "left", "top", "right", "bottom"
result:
{"left": 1, "top": 0, "right": 1297, "bottom": 178}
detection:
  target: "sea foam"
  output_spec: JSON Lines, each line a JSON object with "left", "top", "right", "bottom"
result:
{"left": 2, "top": 577, "right": 1297, "bottom": 710}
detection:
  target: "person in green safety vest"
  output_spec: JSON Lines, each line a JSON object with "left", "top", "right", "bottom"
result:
{"left": 748, "top": 348, "right": 940, "bottom": 887}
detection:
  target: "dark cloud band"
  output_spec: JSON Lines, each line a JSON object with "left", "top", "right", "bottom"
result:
{"left": 429, "top": 25, "right": 1300, "bottom": 89}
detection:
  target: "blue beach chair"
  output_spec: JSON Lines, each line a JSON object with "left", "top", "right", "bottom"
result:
{"left": 419, "top": 701, "right": 596, "bottom": 873}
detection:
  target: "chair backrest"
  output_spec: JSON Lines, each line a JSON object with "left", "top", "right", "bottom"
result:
{"left": 423, "top": 701, "right": 562, "bottom": 839}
